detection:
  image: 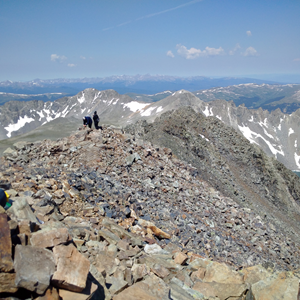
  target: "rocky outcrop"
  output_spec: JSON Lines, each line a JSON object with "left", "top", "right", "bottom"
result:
{"left": 125, "top": 106, "right": 300, "bottom": 244}
{"left": 0, "top": 123, "right": 300, "bottom": 299}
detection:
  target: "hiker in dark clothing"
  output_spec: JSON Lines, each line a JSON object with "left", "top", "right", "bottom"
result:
{"left": 93, "top": 111, "right": 100, "bottom": 129}
{"left": 83, "top": 116, "right": 93, "bottom": 129}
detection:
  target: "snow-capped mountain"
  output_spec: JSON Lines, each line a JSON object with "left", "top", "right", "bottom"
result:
{"left": 1, "top": 88, "right": 300, "bottom": 171}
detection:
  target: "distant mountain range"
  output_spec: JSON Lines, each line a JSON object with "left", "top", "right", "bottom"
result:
{"left": 0, "top": 75, "right": 279, "bottom": 96}
{"left": 2, "top": 76, "right": 300, "bottom": 114}
{"left": 0, "top": 92, "right": 67, "bottom": 105}
{"left": 1, "top": 87, "right": 300, "bottom": 172}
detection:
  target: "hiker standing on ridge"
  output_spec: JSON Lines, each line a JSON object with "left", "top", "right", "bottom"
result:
{"left": 93, "top": 111, "right": 100, "bottom": 129}
{"left": 83, "top": 116, "right": 93, "bottom": 129}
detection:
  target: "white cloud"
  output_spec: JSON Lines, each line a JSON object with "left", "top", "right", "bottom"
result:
{"left": 176, "top": 44, "right": 224, "bottom": 59}
{"left": 176, "top": 44, "right": 201, "bottom": 59}
{"left": 50, "top": 54, "right": 67, "bottom": 62}
{"left": 80, "top": 56, "right": 86, "bottom": 60}
{"left": 242, "top": 46, "right": 259, "bottom": 56}
{"left": 229, "top": 43, "right": 241, "bottom": 55}
{"left": 203, "top": 46, "right": 224, "bottom": 56}
{"left": 294, "top": 58, "right": 300, "bottom": 62}
{"left": 246, "top": 30, "right": 252, "bottom": 36}
{"left": 68, "top": 63, "right": 76, "bottom": 67}
{"left": 167, "top": 50, "right": 175, "bottom": 58}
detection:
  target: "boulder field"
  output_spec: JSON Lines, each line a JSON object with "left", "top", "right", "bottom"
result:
{"left": 0, "top": 118, "right": 300, "bottom": 299}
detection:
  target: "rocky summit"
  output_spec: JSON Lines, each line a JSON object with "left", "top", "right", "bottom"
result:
{"left": 0, "top": 110, "right": 300, "bottom": 299}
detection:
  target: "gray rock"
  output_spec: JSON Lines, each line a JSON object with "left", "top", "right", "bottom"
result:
{"left": 14, "top": 245, "right": 55, "bottom": 295}
{"left": 7, "top": 197, "right": 38, "bottom": 223}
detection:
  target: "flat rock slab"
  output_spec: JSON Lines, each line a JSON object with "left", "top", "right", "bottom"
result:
{"left": 241, "top": 264, "right": 272, "bottom": 285}
{"left": 0, "top": 213, "right": 14, "bottom": 272}
{"left": 113, "top": 278, "right": 169, "bottom": 300}
{"left": 251, "top": 271, "right": 299, "bottom": 300}
{"left": 14, "top": 245, "right": 55, "bottom": 295}
{"left": 193, "top": 281, "right": 248, "bottom": 300}
{"left": 52, "top": 244, "right": 90, "bottom": 292}
{"left": 203, "top": 261, "right": 244, "bottom": 284}
{"left": 30, "top": 227, "right": 71, "bottom": 248}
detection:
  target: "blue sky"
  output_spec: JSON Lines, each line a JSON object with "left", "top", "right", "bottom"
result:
{"left": 0, "top": 0, "right": 299, "bottom": 82}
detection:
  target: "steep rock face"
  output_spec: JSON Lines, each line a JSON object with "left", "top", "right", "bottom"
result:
{"left": 125, "top": 106, "right": 300, "bottom": 244}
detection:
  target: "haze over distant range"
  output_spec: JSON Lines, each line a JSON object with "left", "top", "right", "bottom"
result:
{"left": 1, "top": 0, "right": 299, "bottom": 82}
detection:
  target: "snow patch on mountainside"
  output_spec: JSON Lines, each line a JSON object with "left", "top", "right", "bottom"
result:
{"left": 238, "top": 124, "right": 284, "bottom": 157}
{"left": 41, "top": 109, "right": 59, "bottom": 125}
{"left": 61, "top": 106, "right": 69, "bottom": 117}
{"left": 262, "top": 127, "right": 274, "bottom": 140}
{"left": 77, "top": 93, "right": 85, "bottom": 104}
{"left": 93, "top": 91, "right": 101, "bottom": 102}
{"left": 277, "top": 118, "right": 284, "bottom": 130}
{"left": 123, "top": 102, "right": 148, "bottom": 112}
{"left": 36, "top": 110, "right": 45, "bottom": 121}
{"left": 295, "top": 153, "right": 300, "bottom": 169}
{"left": 203, "top": 106, "right": 213, "bottom": 117}
{"left": 141, "top": 106, "right": 158, "bottom": 117}
{"left": 259, "top": 118, "right": 268, "bottom": 127}
{"left": 238, "top": 124, "right": 259, "bottom": 145}
{"left": 289, "top": 128, "right": 295, "bottom": 136}
{"left": 5, "top": 115, "right": 35, "bottom": 137}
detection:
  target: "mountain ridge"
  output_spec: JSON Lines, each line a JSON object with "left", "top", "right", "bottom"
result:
{"left": 124, "top": 106, "right": 300, "bottom": 245}
{"left": 1, "top": 88, "right": 300, "bottom": 172}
